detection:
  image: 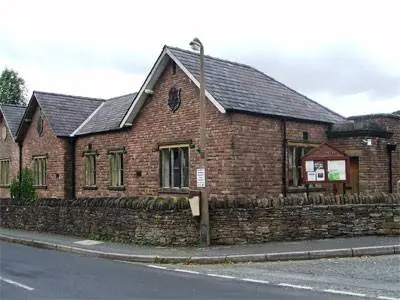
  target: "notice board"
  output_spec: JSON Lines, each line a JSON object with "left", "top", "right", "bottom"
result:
{"left": 301, "top": 143, "right": 349, "bottom": 184}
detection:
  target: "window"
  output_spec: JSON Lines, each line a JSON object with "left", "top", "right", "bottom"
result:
{"left": 37, "top": 115, "right": 44, "bottom": 136}
{"left": 160, "top": 146, "right": 189, "bottom": 188}
{"left": 287, "top": 146, "right": 312, "bottom": 187}
{"left": 1, "top": 125, "right": 7, "bottom": 141}
{"left": 0, "top": 159, "right": 10, "bottom": 186}
{"left": 84, "top": 153, "right": 96, "bottom": 187}
{"left": 109, "top": 151, "right": 124, "bottom": 187}
{"left": 32, "top": 156, "right": 47, "bottom": 186}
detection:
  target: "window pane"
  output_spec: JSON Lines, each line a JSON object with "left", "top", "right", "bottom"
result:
{"left": 172, "top": 149, "right": 181, "bottom": 188}
{"left": 119, "top": 153, "right": 123, "bottom": 186}
{"left": 161, "top": 149, "right": 170, "bottom": 188}
{"left": 181, "top": 148, "right": 189, "bottom": 187}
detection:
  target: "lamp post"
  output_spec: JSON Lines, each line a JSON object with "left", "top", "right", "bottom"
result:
{"left": 190, "top": 37, "right": 210, "bottom": 246}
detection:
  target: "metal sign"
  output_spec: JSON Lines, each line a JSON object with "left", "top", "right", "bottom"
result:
{"left": 196, "top": 168, "right": 206, "bottom": 188}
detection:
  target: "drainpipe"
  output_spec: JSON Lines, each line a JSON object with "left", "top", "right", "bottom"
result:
{"left": 67, "top": 137, "right": 76, "bottom": 200}
{"left": 282, "top": 118, "right": 287, "bottom": 197}
{"left": 18, "top": 142, "right": 23, "bottom": 201}
{"left": 387, "top": 143, "right": 397, "bottom": 193}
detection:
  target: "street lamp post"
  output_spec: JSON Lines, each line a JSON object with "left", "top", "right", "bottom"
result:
{"left": 190, "top": 37, "right": 210, "bottom": 246}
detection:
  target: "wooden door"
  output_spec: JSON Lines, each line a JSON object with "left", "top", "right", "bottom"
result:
{"left": 348, "top": 157, "right": 359, "bottom": 194}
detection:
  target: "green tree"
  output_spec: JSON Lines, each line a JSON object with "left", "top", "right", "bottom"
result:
{"left": 0, "top": 68, "right": 27, "bottom": 105}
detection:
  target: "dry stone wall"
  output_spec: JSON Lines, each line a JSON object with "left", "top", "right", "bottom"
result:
{"left": 1, "top": 193, "right": 399, "bottom": 246}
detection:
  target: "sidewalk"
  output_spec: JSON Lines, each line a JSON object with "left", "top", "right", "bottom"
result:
{"left": 0, "top": 228, "right": 398, "bottom": 264}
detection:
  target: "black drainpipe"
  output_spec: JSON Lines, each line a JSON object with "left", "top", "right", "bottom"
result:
{"left": 18, "top": 141, "right": 23, "bottom": 201}
{"left": 68, "top": 137, "right": 76, "bottom": 200}
{"left": 387, "top": 143, "right": 397, "bottom": 193}
{"left": 282, "top": 118, "right": 287, "bottom": 197}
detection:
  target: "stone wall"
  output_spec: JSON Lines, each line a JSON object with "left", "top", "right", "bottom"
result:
{"left": 1, "top": 193, "right": 399, "bottom": 246}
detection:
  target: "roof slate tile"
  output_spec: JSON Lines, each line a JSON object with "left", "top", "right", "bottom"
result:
{"left": 168, "top": 46, "right": 346, "bottom": 123}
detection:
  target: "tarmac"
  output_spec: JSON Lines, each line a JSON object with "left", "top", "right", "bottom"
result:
{"left": 0, "top": 228, "right": 399, "bottom": 264}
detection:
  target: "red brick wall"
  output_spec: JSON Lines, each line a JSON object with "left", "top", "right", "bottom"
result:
{"left": 228, "top": 117, "right": 329, "bottom": 198}
{"left": 329, "top": 116, "right": 400, "bottom": 193}
{"left": 75, "top": 61, "right": 332, "bottom": 199}
{"left": 0, "top": 114, "right": 20, "bottom": 197}
{"left": 21, "top": 104, "right": 68, "bottom": 198}
{"left": 75, "top": 60, "right": 233, "bottom": 198}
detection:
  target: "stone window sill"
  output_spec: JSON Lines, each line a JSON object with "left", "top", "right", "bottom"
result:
{"left": 0, "top": 184, "right": 10, "bottom": 188}
{"left": 108, "top": 186, "right": 125, "bottom": 191}
{"left": 83, "top": 186, "right": 98, "bottom": 190}
{"left": 33, "top": 185, "right": 47, "bottom": 189}
{"left": 159, "top": 187, "right": 191, "bottom": 196}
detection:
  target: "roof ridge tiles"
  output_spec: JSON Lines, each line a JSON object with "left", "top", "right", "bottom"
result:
{"left": 165, "top": 45, "right": 256, "bottom": 70}
{"left": 33, "top": 90, "right": 105, "bottom": 102}
{"left": 107, "top": 92, "right": 137, "bottom": 101}
{"left": 0, "top": 103, "right": 27, "bottom": 108}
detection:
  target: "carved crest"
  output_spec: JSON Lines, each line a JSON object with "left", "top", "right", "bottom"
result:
{"left": 168, "top": 87, "right": 181, "bottom": 112}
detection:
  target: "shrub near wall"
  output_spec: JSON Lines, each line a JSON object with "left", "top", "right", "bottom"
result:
{"left": 1, "top": 193, "right": 399, "bottom": 246}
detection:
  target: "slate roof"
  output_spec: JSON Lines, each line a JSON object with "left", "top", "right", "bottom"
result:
{"left": 167, "top": 46, "right": 346, "bottom": 124}
{"left": 31, "top": 91, "right": 104, "bottom": 137}
{"left": 75, "top": 92, "right": 136, "bottom": 136}
{"left": 327, "top": 119, "right": 392, "bottom": 138}
{"left": 0, "top": 104, "right": 26, "bottom": 137}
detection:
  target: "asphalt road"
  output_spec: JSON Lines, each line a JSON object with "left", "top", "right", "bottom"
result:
{"left": 173, "top": 255, "right": 400, "bottom": 299}
{"left": 0, "top": 242, "right": 366, "bottom": 300}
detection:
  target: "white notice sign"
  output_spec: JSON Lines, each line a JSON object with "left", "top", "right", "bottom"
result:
{"left": 305, "top": 160, "right": 314, "bottom": 172}
{"left": 327, "top": 160, "right": 346, "bottom": 181}
{"left": 197, "top": 168, "right": 206, "bottom": 188}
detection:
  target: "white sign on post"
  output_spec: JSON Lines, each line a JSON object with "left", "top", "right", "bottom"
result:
{"left": 196, "top": 168, "right": 206, "bottom": 188}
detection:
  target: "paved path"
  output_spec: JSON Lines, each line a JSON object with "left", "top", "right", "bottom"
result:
{"left": 1, "top": 242, "right": 369, "bottom": 300}
{"left": 0, "top": 228, "right": 399, "bottom": 264}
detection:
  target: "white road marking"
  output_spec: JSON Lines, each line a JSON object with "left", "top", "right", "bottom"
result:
{"left": 278, "top": 283, "right": 314, "bottom": 290}
{"left": 173, "top": 269, "right": 200, "bottom": 274}
{"left": 241, "top": 278, "right": 270, "bottom": 284}
{"left": 323, "top": 289, "right": 366, "bottom": 297}
{"left": 74, "top": 240, "right": 104, "bottom": 246}
{"left": 141, "top": 265, "right": 397, "bottom": 300}
{"left": 146, "top": 264, "right": 167, "bottom": 270}
{"left": 206, "top": 273, "right": 236, "bottom": 279}
{"left": 0, "top": 277, "right": 35, "bottom": 291}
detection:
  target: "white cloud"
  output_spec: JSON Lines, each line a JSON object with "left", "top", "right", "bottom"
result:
{"left": 0, "top": 0, "right": 398, "bottom": 114}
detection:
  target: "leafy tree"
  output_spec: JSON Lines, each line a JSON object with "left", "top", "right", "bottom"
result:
{"left": 0, "top": 68, "right": 27, "bottom": 105}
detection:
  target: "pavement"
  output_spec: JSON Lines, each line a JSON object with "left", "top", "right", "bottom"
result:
{"left": 0, "top": 228, "right": 399, "bottom": 264}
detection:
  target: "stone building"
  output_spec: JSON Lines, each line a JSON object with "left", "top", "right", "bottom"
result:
{"left": 0, "top": 104, "right": 26, "bottom": 197}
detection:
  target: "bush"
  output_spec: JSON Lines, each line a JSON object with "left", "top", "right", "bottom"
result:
{"left": 10, "top": 168, "right": 36, "bottom": 204}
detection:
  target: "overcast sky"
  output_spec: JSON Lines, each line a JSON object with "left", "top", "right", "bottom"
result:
{"left": 1, "top": 0, "right": 399, "bottom": 117}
